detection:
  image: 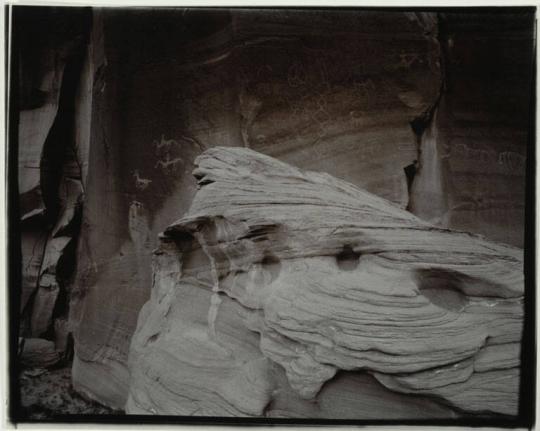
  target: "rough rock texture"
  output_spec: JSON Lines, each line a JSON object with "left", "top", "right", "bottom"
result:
{"left": 12, "top": 7, "right": 533, "bottom": 413}
{"left": 233, "top": 10, "right": 441, "bottom": 208}
{"left": 14, "top": 9, "right": 90, "bottom": 401}
{"left": 20, "top": 338, "right": 60, "bottom": 368}
{"left": 409, "top": 12, "right": 534, "bottom": 247}
{"left": 127, "top": 147, "right": 523, "bottom": 418}
{"left": 67, "top": 9, "right": 444, "bottom": 408}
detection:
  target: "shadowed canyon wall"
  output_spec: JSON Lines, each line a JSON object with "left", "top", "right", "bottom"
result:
{"left": 13, "top": 7, "right": 534, "bottom": 413}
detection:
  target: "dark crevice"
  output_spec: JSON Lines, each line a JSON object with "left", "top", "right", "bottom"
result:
{"left": 403, "top": 160, "right": 419, "bottom": 199}
{"left": 40, "top": 47, "right": 87, "bottom": 226}
{"left": 17, "top": 10, "right": 92, "bottom": 383}
{"left": 405, "top": 12, "right": 447, "bottom": 212}
{"left": 193, "top": 172, "right": 215, "bottom": 187}
{"left": 336, "top": 244, "right": 360, "bottom": 271}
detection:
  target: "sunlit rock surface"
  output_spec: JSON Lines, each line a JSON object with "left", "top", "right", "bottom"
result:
{"left": 127, "top": 147, "right": 523, "bottom": 417}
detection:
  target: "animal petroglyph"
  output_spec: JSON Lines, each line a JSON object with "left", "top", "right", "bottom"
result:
{"left": 153, "top": 135, "right": 179, "bottom": 150}
{"left": 153, "top": 134, "right": 205, "bottom": 173}
{"left": 155, "top": 153, "right": 184, "bottom": 171}
{"left": 399, "top": 52, "right": 422, "bottom": 69}
{"left": 132, "top": 170, "right": 152, "bottom": 190}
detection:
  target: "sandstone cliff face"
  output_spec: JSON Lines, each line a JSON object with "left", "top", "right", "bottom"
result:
{"left": 409, "top": 12, "right": 534, "bottom": 247}
{"left": 13, "top": 7, "right": 533, "bottom": 414}
{"left": 16, "top": 8, "right": 89, "bottom": 361}
{"left": 68, "top": 9, "right": 445, "bottom": 408}
{"left": 127, "top": 147, "right": 523, "bottom": 417}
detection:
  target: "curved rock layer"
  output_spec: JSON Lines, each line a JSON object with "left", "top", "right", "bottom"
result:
{"left": 68, "top": 9, "right": 443, "bottom": 408}
{"left": 127, "top": 147, "right": 523, "bottom": 418}
{"left": 13, "top": 8, "right": 533, "bottom": 410}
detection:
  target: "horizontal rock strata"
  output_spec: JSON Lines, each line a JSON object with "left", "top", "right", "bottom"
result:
{"left": 127, "top": 147, "right": 523, "bottom": 417}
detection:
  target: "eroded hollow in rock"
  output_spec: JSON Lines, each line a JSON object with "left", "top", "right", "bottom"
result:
{"left": 416, "top": 269, "right": 469, "bottom": 312}
{"left": 258, "top": 253, "right": 282, "bottom": 283}
{"left": 336, "top": 245, "right": 360, "bottom": 271}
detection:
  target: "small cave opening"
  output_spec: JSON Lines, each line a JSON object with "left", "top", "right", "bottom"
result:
{"left": 336, "top": 245, "right": 360, "bottom": 271}
{"left": 193, "top": 171, "right": 215, "bottom": 187}
{"left": 416, "top": 269, "right": 469, "bottom": 312}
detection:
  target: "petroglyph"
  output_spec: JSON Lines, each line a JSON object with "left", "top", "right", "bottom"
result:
{"left": 132, "top": 170, "right": 152, "bottom": 190}
{"left": 153, "top": 134, "right": 179, "bottom": 150}
{"left": 155, "top": 154, "right": 184, "bottom": 171}
{"left": 399, "top": 51, "right": 422, "bottom": 69}
{"left": 498, "top": 151, "right": 526, "bottom": 171}
{"left": 287, "top": 62, "right": 307, "bottom": 88}
{"left": 454, "top": 143, "right": 494, "bottom": 164}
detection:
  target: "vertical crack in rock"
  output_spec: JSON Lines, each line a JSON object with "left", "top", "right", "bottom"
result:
{"left": 406, "top": 13, "right": 447, "bottom": 222}
{"left": 18, "top": 11, "right": 91, "bottom": 366}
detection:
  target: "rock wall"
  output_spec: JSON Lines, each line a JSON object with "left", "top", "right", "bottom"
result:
{"left": 410, "top": 12, "right": 534, "bottom": 247}
{"left": 13, "top": 7, "right": 534, "bottom": 412}
{"left": 16, "top": 7, "right": 90, "bottom": 363}
{"left": 68, "top": 8, "right": 444, "bottom": 409}
{"left": 127, "top": 147, "right": 523, "bottom": 417}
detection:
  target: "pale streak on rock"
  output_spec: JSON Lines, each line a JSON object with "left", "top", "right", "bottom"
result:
{"left": 192, "top": 231, "right": 222, "bottom": 339}
{"left": 127, "top": 147, "right": 523, "bottom": 417}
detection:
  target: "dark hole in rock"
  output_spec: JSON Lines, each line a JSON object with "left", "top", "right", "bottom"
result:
{"left": 147, "top": 333, "right": 160, "bottom": 345}
{"left": 194, "top": 172, "right": 215, "bottom": 187}
{"left": 336, "top": 245, "right": 360, "bottom": 271}
{"left": 56, "top": 238, "right": 78, "bottom": 283}
{"left": 260, "top": 253, "right": 282, "bottom": 283}
{"left": 416, "top": 269, "right": 469, "bottom": 312}
{"left": 404, "top": 160, "right": 418, "bottom": 192}
{"left": 64, "top": 333, "right": 74, "bottom": 363}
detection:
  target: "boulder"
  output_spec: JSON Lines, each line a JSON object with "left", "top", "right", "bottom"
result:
{"left": 20, "top": 338, "right": 60, "bottom": 368}
{"left": 127, "top": 147, "right": 523, "bottom": 417}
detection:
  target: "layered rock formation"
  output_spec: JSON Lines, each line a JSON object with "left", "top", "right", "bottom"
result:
{"left": 16, "top": 7, "right": 90, "bottom": 367}
{"left": 409, "top": 12, "right": 534, "bottom": 246}
{"left": 12, "top": 7, "right": 533, "bottom": 415}
{"left": 67, "top": 9, "right": 445, "bottom": 408}
{"left": 127, "top": 147, "right": 523, "bottom": 418}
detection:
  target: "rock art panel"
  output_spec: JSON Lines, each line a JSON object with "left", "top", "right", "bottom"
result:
{"left": 69, "top": 10, "right": 445, "bottom": 407}
{"left": 127, "top": 147, "right": 523, "bottom": 417}
{"left": 409, "top": 12, "right": 534, "bottom": 247}
{"left": 69, "top": 8, "right": 241, "bottom": 409}
{"left": 233, "top": 10, "right": 442, "bottom": 208}
{"left": 12, "top": 8, "right": 533, "bottom": 414}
